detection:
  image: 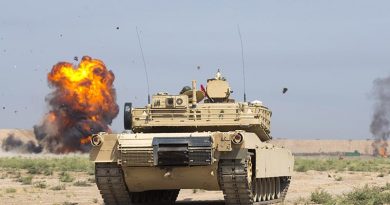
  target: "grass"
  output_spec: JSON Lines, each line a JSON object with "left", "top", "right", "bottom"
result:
{"left": 87, "top": 177, "right": 96, "bottom": 183}
{"left": 43, "top": 168, "right": 53, "bottom": 176}
{"left": 0, "top": 156, "right": 94, "bottom": 174}
{"left": 27, "top": 166, "right": 44, "bottom": 175}
{"left": 307, "top": 183, "right": 390, "bottom": 205}
{"left": 59, "top": 172, "right": 74, "bottom": 183}
{"left": 310, "top": 189, "right": 335, "bottom": 205}
{"left": 5, "top": 188, "right": 16, "bottom": 193}
{"left": 294, "top": 157, "right": 390, "bottom": 172}
{"left": 33, "top": 180, "right": 47, "bottom": 189}
{"left": 18, "top": 175, "right": 33, "bottom": 185}
{"left": 338, "top": 184, "right": 390, "bottom": 205}
{"left": 50, "top": 184, "right": 66, "bottom": 191}
{"left": 73, "top": 180, "right": 91, "bottom": 187}
{"left": 334, "top": 175, "right": 343, "bottom": 181}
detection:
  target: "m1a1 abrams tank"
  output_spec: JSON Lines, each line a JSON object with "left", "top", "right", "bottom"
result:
{"left": 90, "top": 70, "right": 294, "bottom": 205}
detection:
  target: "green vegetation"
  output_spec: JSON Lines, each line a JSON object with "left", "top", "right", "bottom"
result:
{"left": 294, "top": 157, "right": 390, "bottom": 172}
{"left": 87, "top": 169, "right": 95, "bottom": 176}
{"left": 0, "top": 156, "right": 94, "bottom": 174}
{"left": 27, "top": 166, "right": 44, "bottom": 174}
{"left": 87, "top": 177, "right": 96, "bottom": 183}
{"left": 5, "top": 188, "right": 16, "bottom": 193}
{"left": 33, "top": 180, "right": 47, "bottom": 189}
{"left": 59, "top": 172, "right": 74, "bottom": 183}
{"left": 50, "top": 184, "right": 66, "bottom": 191}
{"left": 338, "top": 184, "right": 390, "bottom": 205}
{"left": 43, "top": 168, "right": 54, "bottom": 176}
{"left": 18, "top": 175, "right": 33, "bottom": 185}
{"left": 306, "top": 183, "right": 390, "bottom": 205}
{"left": 310, "top": 189, "right": 335, "bottom": 205}
{"left": 73, "top": 180, "right": 91, "bottom": 187}
{"left": 334, "top": 176, "right": 343, "bottom": 181}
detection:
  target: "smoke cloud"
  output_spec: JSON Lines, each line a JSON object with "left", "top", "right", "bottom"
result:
{"left": 1, "top": 133, "right": 42, "bottom": 153}
{"left": 370, "top": 76, "right": 390, "bottom": 156}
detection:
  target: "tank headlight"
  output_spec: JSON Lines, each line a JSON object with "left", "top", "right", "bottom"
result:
{"left": 91, "top": 135, "right": 103, "bottom": 146}
{"left": 232, "top": 133, "right": 243, "bottom": 144}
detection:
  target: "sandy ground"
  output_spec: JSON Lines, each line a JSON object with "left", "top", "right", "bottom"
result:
{"left": 0, "top": 130, "right": 388, "bottom": 204}
{"left": 0, "top": 167, "right": 389, "bottom": 205}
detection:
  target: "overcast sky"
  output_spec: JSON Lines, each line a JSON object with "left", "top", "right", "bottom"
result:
{"left": 0, "top": 0, "right": 389, "bottom": 139}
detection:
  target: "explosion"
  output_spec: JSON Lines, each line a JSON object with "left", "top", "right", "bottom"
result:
{"left": 34, "top": 56, "right": 119, "bottom": 153}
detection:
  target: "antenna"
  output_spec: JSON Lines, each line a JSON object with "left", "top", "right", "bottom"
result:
{"left": 136, "top": 26, "right": 151, "bottom": 104}
{"left": 237, "top": 24, "right": 247, "bottom": 102}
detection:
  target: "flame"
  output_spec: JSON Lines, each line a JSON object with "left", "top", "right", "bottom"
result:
{"left": 34, "top": 56, "right": 119, "bottom": 153}
{"left": 80, "top": 136, "right": 92, "bottom": 145}
{"left": 379, "top": 147, "right": 387, "bottom": 158}
{"left": 372, "top": 139, "right": 388, "bottom": 158}
{"left": 48, "top": 56, "right": 116, "bottom": 119}
{"left": 47, "top": 112, "right": 56, "bottom": 122}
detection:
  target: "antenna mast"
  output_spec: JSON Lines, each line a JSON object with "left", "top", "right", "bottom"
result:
{"left": 237, "top": 24, "right": 247, "bottom": 102}
{"left": 136, "top": 26, "right": 151, "bottom": 104}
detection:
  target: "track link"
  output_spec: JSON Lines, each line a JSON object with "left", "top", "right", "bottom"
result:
{"left": 95, "top": 163, "right": 179, "bottom": 205}
{"left": 218, "top": 158, "right": 291, "bottom": 205}
{"left": 95, "top": 163, "right": 132, "bottom": 205}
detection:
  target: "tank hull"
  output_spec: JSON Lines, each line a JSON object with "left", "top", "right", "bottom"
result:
{"left": 91, "top": 131, "right": 294, "bottom": 204}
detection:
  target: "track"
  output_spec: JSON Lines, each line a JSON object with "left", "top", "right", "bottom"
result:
{"left": 95, "top": 161, "right": 290, "bottom": 205}
{"left": 218, "top": 157, "right": 290, "bottom": 205}
{"left": 95, "top": 163, "right": 179, "bottom": 205}
{"left": 95, "top": 163, "right": 132, "bottom": 205}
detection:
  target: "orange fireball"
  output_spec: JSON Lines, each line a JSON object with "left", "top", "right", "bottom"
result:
{"left": 34, "top": 56, "right": 119, "bottom": 153}
{"left": 48, "top": 56, "right": 116, "bottom": 119}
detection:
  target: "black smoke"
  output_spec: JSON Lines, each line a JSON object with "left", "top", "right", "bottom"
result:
{"left": 370, "top": 76, "right": 390, "bottom": 156}
{"left": 1, "top": 133, "right": 42, "bottom": 153}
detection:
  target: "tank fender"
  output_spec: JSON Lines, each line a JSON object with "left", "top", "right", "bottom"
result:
{"left": 218, "top": 148, "right": 248, "bottom": 159}
{"left": 90, "top": 133, "right": 119, "bottom": 162}
{"left": 255, "top": 147, "right": 294, "bottom": 178}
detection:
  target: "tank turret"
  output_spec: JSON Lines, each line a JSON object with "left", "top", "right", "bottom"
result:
{"left": 126, "top": 70, "right": 272, "bottom": 141}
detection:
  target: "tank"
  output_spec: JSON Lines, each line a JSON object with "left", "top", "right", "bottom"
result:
{"left": 90, "top": 70, "right": 294, "bottom": 205}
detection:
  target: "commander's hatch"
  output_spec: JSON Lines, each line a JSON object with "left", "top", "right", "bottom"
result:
{"left": 204, "top": 70, "right": 234, "bottom": 103}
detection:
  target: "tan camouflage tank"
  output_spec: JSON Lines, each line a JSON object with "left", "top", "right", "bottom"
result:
{"left": 90, "top": 70, "right": 294, "bottom": 205}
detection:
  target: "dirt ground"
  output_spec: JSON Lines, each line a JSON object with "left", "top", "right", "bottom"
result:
{"left": 0, "top": 130, "right": 388, "bottom": 204}
{"left": 0, "top": 167, "right": 389, "bottom": 205}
